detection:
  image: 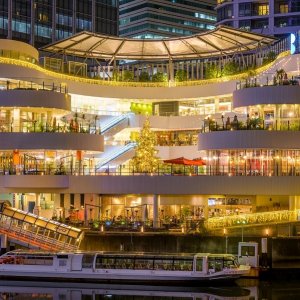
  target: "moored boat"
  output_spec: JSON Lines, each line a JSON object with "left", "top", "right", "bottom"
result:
{"left": 0, "top": 250, "right": 250, "bottom": 284}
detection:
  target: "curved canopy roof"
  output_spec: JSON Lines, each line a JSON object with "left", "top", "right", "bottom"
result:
{"left": 41, "top": 26, "right": 277, "bottom": 62}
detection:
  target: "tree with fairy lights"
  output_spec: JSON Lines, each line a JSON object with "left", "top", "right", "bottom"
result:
{"left": 131, "top": 117, "right": 159, "bottom": 173}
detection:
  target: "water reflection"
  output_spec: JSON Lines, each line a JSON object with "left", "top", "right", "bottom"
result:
{"left": 0, "top": 281, "right": 257, "bottom": 300}
{"left": 3, "top": 280, "right": 300, "bottom": 299}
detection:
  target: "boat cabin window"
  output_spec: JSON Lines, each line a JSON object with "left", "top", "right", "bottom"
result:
{"left": 241, "top": 245, "right": 255, "bottom": 256}
{"left": 153, "top": 258, "right": 173, "bottom": 270}
{"left": 224, "top": 257, "right": 238, "bottom": 268}
{"left": 195, "top": 258, "right": 203, "bottom": 271}
{"left": 95, "top": 256, "right": 117, "bottom": 269}
{"left": 172, "top": 258, "right": 193, "bottom": 271}
{"left": 5, "top": 254, "right": 53, "bottom": 266}
{"left": 82, "top": 254, "right": 94, "bottom": 268}
{"left": 131, "top": 258, "right": 153, "bottom": 270}
{"left": 208, "top": 256, "right": 238, "bottom": 271}
{"left": 94, "top": 255, "right": 194, "bottom": 271}
{"left": 57, "top": 255, "right": 68, "bottom": 267}
{"left": 114, "top": 257, "right": 134, "bottom": 269}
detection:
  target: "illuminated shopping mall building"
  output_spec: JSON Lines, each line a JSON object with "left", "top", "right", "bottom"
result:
{"left": 0, "top": 25, "right": 300, "bottom": 234}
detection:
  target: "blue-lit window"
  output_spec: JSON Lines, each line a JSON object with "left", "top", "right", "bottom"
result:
{"left": 77, "top": 18, "right": 92, "bottom": 30}
{"left": 119, "top": 13, "right": 215, "bottom": 31}
{"left": 56, "top": 14, "right": 72, "bottom": 26}
{"left": 195, "top": 12, "right": 217, "bottom": 21}
{"left": 0, "top": 17, "right": 8, "bottom": 30}
{"left": 35, "top": 25, "right": 51, "bottom": 38}
{"left": 55, "top": 29, "right": 72, "bottom": 40}
{"left": 12, "top": 20, "right": 30, "bottom": 34}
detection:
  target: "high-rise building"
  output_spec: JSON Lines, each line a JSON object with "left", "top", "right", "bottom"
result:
{"left": 119, "top": 0, "right": 217, "bottom": 39}
{"left": 0, "top": 0, "right": 119, "bottom": 48}
{"left": 216, "top": 0, "right": 300, "bottom": 37}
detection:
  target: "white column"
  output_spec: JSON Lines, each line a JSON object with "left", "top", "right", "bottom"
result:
{"left": 34, "top": 193, "right": 41, "bottom": 216}
{"left": 168, "top": 60, "right": 174, "bottom": 82}
{"left": 153, "top": 194, "right": 160, "bottom": 228}
{"left": 289, "top": 196, "right": 300, "bottom": 211}
{"left": 12, "top": 108, "right": 20, "bottom": 132}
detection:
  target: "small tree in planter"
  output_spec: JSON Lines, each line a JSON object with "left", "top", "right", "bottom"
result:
{"left": 139, "top": 71, "right": 150, "bottom": 82}
{"left": 152, "top": 72, "right": 167, "bottom": 82}
{"left": 175, "top": 69, "right": 188, "bottom": 82}
{"left": 205, "top": 64, "right": 221, "bottom": 79}
{"left": 122, "top": 70, "right": 134, "bottom": 82}
{"left": 222, "top": 61, "right": 239, "bottom": 76}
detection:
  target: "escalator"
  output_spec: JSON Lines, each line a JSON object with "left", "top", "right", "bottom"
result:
{"left": 0, "top": 203, "right": 83, "bottom": 251}
{"left": 95, "top": 142, "right": 136, "bottom": 172}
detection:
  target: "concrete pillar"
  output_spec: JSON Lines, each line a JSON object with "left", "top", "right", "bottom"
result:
{"left": 52, "top": 0, "right": 56, "bottom": 42}
{"left": 215, "top": 98, "right": 220, "bottom": 114}
{"left": 30, "top": 0, "right": 35, "bottom": 45}
{"left": 33, "top": 193, "right": 41, "bottom": 216}
{"left": 91, "top": 0, "right": 96, "bottom": 32}
{"left": 142, "top": 205, "right": 148, "bottom": 222}
{"left": 203, "top": 198, "right": 209, "bottom": 220}
{"left": 72, "top": 0, "right": 76, "bottom": 34}
{"left": 200, "top": 62, "right": 203, "bottom": 79}
{"left": 168, "top": 60, "right": 174, "bottom": 82}
{"left": 153, "top": 194, "right": 160, "bottom": 228}
{"left": 268, "top": 0, "right": 274, "bottom": 35}
{"left": 0, "top": 234, "right": 7, "bottom": 255}
{"left": 7, "top": 0, "right": 12, "bottom": 39}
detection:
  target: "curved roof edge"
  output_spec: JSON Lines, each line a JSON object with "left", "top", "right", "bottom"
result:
{"left": 41, "top": 26, "right": 277, "bottom": 62}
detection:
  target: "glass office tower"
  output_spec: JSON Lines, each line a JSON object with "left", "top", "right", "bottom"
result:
{"left": 119, "top": 0, "right": 217, "bottom": 39}
{"left": 0, "top": 0, "right": 118, "bottom": 47}
{"left": 216, "top": 0, "right": 300, "bottom": 37}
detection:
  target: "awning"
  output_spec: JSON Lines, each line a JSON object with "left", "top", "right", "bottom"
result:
{"left": 164, "top": 157, "right": 206, "bottom": 166}
{"left": 41, "top": 26, "right": 277, "bottom": 62}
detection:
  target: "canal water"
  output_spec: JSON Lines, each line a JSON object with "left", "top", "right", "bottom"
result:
{"left": 0, "top": 279, "right": 299, "bottom": 299}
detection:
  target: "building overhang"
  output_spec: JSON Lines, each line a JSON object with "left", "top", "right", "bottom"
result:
{"left": 41, "top": 26, "right": 277, "bottom": 62}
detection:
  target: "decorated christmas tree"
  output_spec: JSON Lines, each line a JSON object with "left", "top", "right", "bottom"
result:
{"left": 131, "top": 117, "right": 159, "bottom": 173}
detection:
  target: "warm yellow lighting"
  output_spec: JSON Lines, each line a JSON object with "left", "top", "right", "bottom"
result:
{"left": 100, "top": 225, "right": 104, "bottom": 232}
{"left": 141, "top": 226, "right": 144, "bottom": 233}
{"left": 0, "top": 50, "right": 290, "bottom": 88}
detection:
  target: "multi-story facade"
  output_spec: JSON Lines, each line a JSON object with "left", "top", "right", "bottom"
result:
{"left": 0, "top": 0, "right": 118, "bottom": 48}
{"left": 0, "top": 26, "right": 299, "bottom": 239}
{"left": 216, "top": 0, "right": 300, "bottom": 37}
{"left": 119, "top": 0, "right": 217, "bottom": 39}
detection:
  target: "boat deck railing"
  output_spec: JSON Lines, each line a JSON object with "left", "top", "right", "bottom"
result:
{"left": 0, "top": 203, "right": 83, "bottom": 251}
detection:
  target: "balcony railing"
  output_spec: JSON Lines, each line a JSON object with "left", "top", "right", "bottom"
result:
{"left": 202, "top": 117, "right": 300, "bottom": 132}
{"left": 0, "top": 122, "right": 101, "bottom": 134}
{"left": 207, "top": 210, "right": 299, "bottom": 230}
{"left": 1, "top": 80, "right": 68, "bottom": 93}
{"left": 1, "top": 163, "right": 300, "bottom": 177}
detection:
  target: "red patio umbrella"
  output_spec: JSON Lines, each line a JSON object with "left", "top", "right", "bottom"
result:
{"left": 163, "top": 157, "right": 205, "bottom": 166}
